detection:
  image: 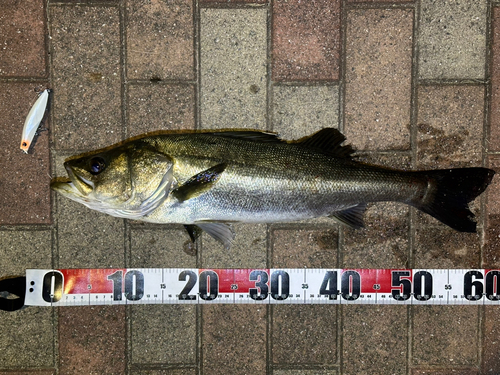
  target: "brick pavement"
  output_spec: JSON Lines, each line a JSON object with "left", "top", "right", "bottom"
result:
{"left": 0, "top": 0, "right": 499, "bottom": 374}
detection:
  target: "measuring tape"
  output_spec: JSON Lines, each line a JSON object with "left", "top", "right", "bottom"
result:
{"left": 20, "top": 268, "right": 500, "bottom": 306}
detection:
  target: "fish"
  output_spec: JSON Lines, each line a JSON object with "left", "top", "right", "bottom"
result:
{"left": 20, "top": 89, "right": 50, "bottom": 153}
{"left": 51, "top": 128, "right": 496, "bottom": 248}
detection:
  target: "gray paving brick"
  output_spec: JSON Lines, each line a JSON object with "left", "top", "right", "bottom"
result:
{"left": 131, "top": 305, "right": 196, "bottom": 365}
{"left": 127, "top": 84, "right": 195, "bottom": 138}
{"left": 412, "top": 306, "right": 479, "bottom": 366}
{"left": 126, "top": 0, "right": 194, "bottom": 80}
{"left": 201, "top": 223, "right": 267, "bottom": 268}
{"left": 344, "top": 8, "right": 413, "bottom": 151}
{"left": 50, "top": 5, "right": 122, "bottom": 150}
{"left": 272, "top": 85, "right": 339, "bottom": 140}
{"left": 418, "top": 0, "right": 487, "bottom": 80}
{"left": 342, "top": 306, "right": 407, "bottom": 375}
{"left": 0, "top": 230, "right": 54, "bottom": 369}
{"left": 200, "top": 9, "right": 267, "bottom": 130}
{"left": 130, "top": 228, "right": 197, "bottom": 268}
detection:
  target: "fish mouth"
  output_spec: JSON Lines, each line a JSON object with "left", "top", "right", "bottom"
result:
{"left": 50, "top": 163, "right": 95, "bottom": 197}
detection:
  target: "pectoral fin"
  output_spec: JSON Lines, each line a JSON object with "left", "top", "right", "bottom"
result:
{"left": 196, "top": 222, "right": 235, "bottom": 249}
{"left": 329, "top": 204, "right": 367, "bottom": 229}
{"left": 172, "top": 163, "right": 226, "bottom": 202}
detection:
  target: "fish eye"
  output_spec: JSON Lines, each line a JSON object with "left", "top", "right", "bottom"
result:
{"left": 89, "top": 157, "right": 106, "bottom": 175}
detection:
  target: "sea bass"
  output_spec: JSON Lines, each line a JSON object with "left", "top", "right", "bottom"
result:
{"left": 51, "top": 128, "right": 495, "bottom": 248}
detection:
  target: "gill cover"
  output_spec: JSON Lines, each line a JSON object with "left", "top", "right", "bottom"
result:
{"left": 58, "top": 143, "right": 174, "bottom": 219}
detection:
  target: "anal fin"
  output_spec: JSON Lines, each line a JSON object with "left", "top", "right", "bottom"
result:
{"left": 329, "top": 203, "right": 367, "bottom": 229}
{"left": 196, "top": 222, "right": 235, "bottom": 250}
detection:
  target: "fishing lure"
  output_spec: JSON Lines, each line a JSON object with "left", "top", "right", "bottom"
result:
{"left": 20, "top": 89, "right": 49, "bottom": 153}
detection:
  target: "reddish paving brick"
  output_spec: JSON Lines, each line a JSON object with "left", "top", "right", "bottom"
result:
{"left": 483, "top": 155, "right": 500, "bottom": 268}
{"left": 127, "top": 84, "right": 195, "bottom": 137}
{"left": 344, "top": 8, "right": 413, "bottom": 150}
{"left": 0, "top": 0, "right": 47, "bottom": 77}
{"left": 417, "top": 85, "right": 484, "bottom": 169}
{"left": 202, "top": 305, "right": 266, "bottom": 375}
{"left": 126, "top": 0, "right": 194, "bottom": 80}
{"left": 0, "top": 83, "right": 51, "bottom": 224}
{"left": 483, "top": 306, "right": 500, "bottom": 374}
{"left": 272, "top": 0, "right": 341, "bottom": 81}
{"left": 491, "top": 7, "right": 500, "bottom": 152}
{"left": 59, "top": 306, "right": 126, "bottom": 375}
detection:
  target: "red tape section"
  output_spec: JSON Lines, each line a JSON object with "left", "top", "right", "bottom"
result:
{"left": 23, "top": 268, "right": 500, "bottom": 306}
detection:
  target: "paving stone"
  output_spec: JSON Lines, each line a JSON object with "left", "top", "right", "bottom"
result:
{"left": 344, "top": 9, "right": 413, "bottom": 151}
{"left": 202, "top": 305, "right": 266, "bottom": 374}
{"left": 130, "top": 228, "right": 197, "bottom": 268}
{"left": 131, "top": 305, "right": 196, "bottom": 365}
{"left": 272, "top": 85, "right": 339, "bottom": 140}
{"left": 203, "top": 0, "right": 266, "bottom": 3}
{"left": 126, "top": 0, "right": 194, "bottom": 80}
{"left": 418, "top": 0, "right": 487, "bottom": 80}
{"left": 416, "top": 85, "right": 484, "bottom": 169}
{"left": 0, "top": 0, "right": 47, "bottom": 76}
{"left": 272, "top": 0, "right": 341, "bottom": 81}
{"left": 412, "top": 370, "right": 478, "bottom": 375}
{"left": 271, "top": 228, "right": 338, "bottom": 268}
{"left": 0, "top": 83, "right": 51, "bottom": 224}
{"left": 0, "top": 371, "right": 55, "bottom": 375}
{"left": 56, "top": 197, "right": 125, "bottom": 268}
{"left": 273, "top": 371, "right": 337, "bottom": 375}
{"left": 201, "top": 223, "right": 267, "bottom": 268}
{"left": 200, "top": 9, "right": 267, "bottom": 130}
{"left": 50, "top": 5, "right": 122, "bottom": 150}
{"left": 482, "top": 306, "right": 500, "bottom": 374}
{"left": 272, "top": 305, "right": 337, "bottom": 365}
{"left": 59, "top": 306, "right": 126, "bottom": 375}
{"left": 343, "top": 203, "right": 410, "bottom": 268}
{"left": 483, "top": 155, "right": 500, "bottom": 268}
{"left": 0, "top": 230, "right": 54, "bottom": 369}
{"left": 342, "top": 306, "right": 407, "bottom": 375}
{"left": 127, "top": 84, "right": 195, "bottom": 138}
{"left": 131, "top": 370, "right": 196, "bottom": 375}
{"left": 414, "top": 228, "right": 481, "bottom": 269}
{"left": 412, "top": 306, "right": 479, "bottom": 366}
{"left": 491, "top": 7, "right": 500, "bottom": 152}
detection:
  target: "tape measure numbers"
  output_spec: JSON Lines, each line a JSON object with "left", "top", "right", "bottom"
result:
{"left": 23, "top": 268, "right": 500, "bottom": 306}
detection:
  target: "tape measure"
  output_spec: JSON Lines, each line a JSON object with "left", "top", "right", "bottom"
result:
{"left": 22, "top": 268, "right": 500, "bottom": 306}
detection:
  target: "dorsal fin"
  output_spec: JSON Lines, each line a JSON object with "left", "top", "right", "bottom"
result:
{"left": 297, "top": 128, "right": 355, "bottom": 158}
{"left": 211, "top": 131, "right": 283, "bottom": 143}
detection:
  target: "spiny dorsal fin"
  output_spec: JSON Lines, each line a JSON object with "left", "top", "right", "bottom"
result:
{"left": 329, "top": 203, "right": 367, "bottom": 229}
{"left": 211, "top": 131, "right": 283, "bottom": 143}
{"left": 298, "top": 128, "right": 355, "bottom": 158}
{"left": 172, "top": 163, "right": 226, "bottom": 202}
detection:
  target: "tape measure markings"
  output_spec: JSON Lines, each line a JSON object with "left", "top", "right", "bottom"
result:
{"left": 23, "top": 268, "right": 500, "bottom": 306}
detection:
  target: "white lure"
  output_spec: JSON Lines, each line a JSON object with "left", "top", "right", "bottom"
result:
{"left": 20, "top": 89, "right": 49, "bottom": 153}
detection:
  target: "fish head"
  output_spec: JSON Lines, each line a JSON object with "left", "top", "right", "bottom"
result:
{"left": 51, "top": 141, "right": 175, "bottom": 219}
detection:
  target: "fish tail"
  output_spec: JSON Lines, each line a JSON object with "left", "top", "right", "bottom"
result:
{"left": 411, "top": 167, "right": 495, "bottom": 232}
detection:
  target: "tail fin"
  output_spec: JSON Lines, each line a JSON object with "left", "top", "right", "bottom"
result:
{"left": 411, "top": 168, "right": 495, "bottom": 232}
